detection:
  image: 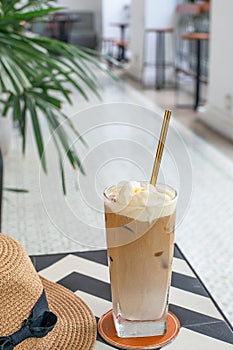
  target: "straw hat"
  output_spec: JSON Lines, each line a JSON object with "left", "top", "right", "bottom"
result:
{"left": 0, "top": 233, "right": 97, "bottom": 349}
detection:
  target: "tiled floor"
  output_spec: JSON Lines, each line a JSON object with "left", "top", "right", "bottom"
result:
{"left": 2, "top": 66, "right": 233, "bottom": 326}
{"left": 125, "top": 71, "right": 233, "bottom": 158}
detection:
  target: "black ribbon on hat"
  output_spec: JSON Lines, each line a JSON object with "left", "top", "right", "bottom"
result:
{"left": 0, "top": 290, "right": 57, "bottom": 350}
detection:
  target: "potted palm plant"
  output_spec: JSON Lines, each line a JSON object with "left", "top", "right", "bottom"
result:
{"left": 0, "top": 0, "right": 116, "bottom": 194}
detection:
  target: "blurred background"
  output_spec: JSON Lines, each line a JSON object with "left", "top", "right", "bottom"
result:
{"left": 0, "top": 0, "right": 233, "bottom": 328}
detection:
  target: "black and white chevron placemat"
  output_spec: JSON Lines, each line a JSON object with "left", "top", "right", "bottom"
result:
{"left": 31, "top": 245, "right": 233, "bottom": 349}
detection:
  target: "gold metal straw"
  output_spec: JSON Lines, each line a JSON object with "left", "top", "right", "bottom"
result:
{"left": 150, "top": 109, "right": 172, "bottom": 186}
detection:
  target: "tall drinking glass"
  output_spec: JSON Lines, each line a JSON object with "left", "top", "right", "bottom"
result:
{"left": 104, "top": 182, "right": 177, "bottom": 338}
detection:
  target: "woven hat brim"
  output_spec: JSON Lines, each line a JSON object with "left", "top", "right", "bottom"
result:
{"left": 16, "top": 276, "right": 97, "bottom": 350}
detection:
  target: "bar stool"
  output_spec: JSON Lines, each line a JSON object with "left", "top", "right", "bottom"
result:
{"left": 114, "top": 40, "right": 129, "bottom": 62}
{"left": 110, "top": 22, "right": 130, "bottom": 62}
{"left": 144, "top": 28, "right": 174, "bottom": 89}
{"left": 180, "top": 32, "right": 209, "bottom": 110}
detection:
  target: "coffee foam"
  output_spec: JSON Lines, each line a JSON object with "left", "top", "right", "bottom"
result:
{"left": 105, "top": 181, "right": 176, "bottom": 222}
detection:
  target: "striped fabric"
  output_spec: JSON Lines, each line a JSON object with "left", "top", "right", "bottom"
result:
{"left": 32, "top": 245, "right": 233, "bottom": 349}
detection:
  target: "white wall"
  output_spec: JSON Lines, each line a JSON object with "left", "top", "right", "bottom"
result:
{"left": 145, "top": 0, "right": 178, "bottom": 63}
{"left": 127, "top": 0, "right": 145, "bottom": 80}
{"left": 198, "top": 0, "right": 233, "bottom": 140}
{"left": 102, "top": 0, "right": 131, "bottom": 39}
{"left": 57, "top": 0, "right": 102, "bottom": 37}
{"left": 146, "top": 0, "right": 177, "bottom": 28}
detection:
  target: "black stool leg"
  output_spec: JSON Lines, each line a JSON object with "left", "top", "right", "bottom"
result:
{"left": 107, "top": 41, "right": 113, "bottom": 67}
{"left": 0, "top": 147, "right": 3, "bottom": 231}
{"left": 161, "top": 33, "right": 166, "bottom": 87}
{"left": 194, "top": 39, "right": 201, "bottom": 110}
{"left": 117, "top": 45, "right": 121, "bottom": 61}
{"left": 156, "top": 32, "right": 165, "bottom": 89}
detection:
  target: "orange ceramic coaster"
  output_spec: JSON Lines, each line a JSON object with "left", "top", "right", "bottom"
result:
{"left": 98, "top": 310, "right": 180, "bottom": 349}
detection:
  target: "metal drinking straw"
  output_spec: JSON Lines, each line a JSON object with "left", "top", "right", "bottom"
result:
{"left": 150, "top": 109, "right": 172, "bottom": 186}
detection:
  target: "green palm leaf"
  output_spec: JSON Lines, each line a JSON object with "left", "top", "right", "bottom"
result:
{"left": 0, "top": 0, "right": 118, "bottom": 193}
{"left": 27, "top": 97, "right": 47, "bottom": 172}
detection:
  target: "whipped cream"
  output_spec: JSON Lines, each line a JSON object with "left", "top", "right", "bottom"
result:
{"left": 105, "top": 181, "right": 176, "bottom": 222}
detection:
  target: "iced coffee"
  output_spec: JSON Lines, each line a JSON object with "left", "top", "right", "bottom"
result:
{"left": 104, "top": 181, "right": 177, "bottom": 338}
